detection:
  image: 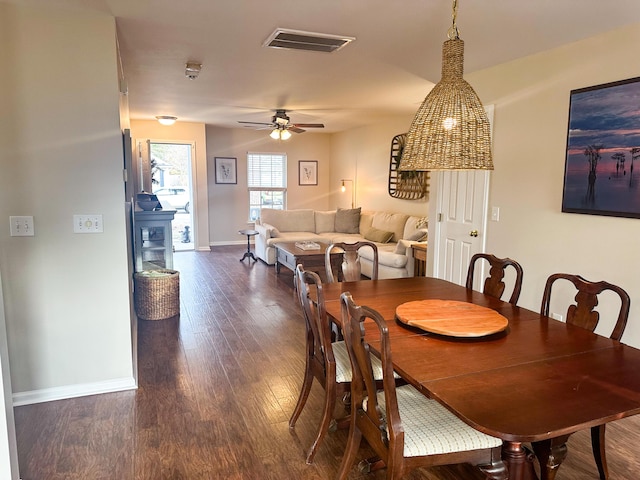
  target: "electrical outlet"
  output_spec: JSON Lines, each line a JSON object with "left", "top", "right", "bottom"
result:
{"left": 10, "top": 216, "right": 34, "bottom": 236}
{"left": 73, "top": 215, "right": 103, "bottom": 233}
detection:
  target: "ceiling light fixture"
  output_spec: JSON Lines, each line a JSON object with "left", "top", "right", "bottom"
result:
{"left": 270, "top": 127, "right": 291, "bottom": 140}
{"left": 399, "top": 0, "right": 493, "bottom": 171}
{"left": 156, "top": 115, "right": 177, "bottom": 126}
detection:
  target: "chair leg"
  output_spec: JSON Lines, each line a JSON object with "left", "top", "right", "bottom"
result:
{"left": 336, "top": 423, "right": 362, "bottom": 480}
{"left": 288, "top": 363, "right": 314, "bottom": 429}
{"left": 358, "top": 456, "right": 384, "bottom": 474}
{"left": 305, "top": 387, "right": 337, "bottom": 464}
{"left": 591, "top": 424, "right": 608, "bottom": 480}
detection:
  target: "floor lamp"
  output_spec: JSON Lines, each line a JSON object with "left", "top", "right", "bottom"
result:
{"left": 340, "top": 179, "right": 355, "bottom": 208}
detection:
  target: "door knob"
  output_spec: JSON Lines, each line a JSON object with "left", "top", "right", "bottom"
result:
{"left": 469, "top": 230, "right": 478, "bottom": 237}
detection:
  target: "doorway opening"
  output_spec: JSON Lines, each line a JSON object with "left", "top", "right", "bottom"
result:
{"left": 150, "top": 142, "right": 194, "bottom": 252}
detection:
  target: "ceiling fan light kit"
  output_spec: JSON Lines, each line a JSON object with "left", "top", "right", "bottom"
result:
{"left": 270, "top": 127, "right": 292, "bottom": 140}
{"left": 399, "top": 0, "right": 493, "bottom": 171}
{"left": 238, "top": 109, "right": 325, "bottom": 140}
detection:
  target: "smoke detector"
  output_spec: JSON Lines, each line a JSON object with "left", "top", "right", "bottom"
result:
{"left": 185, "top": 62, "right": 202, "bottom": 80}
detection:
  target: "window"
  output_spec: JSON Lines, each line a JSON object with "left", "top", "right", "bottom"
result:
{"left": 248, "top": 152, "right": 287, "bottom": 221}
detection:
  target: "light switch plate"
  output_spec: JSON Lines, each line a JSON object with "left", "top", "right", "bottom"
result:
{"left": 10, "top": 216, "right": 34, "bottom": 236}
{"left": 73, "top": 215, "right": 103, "bottom": 233}
{"left": 491, "top": 206, "right": 500, "bottom": 222}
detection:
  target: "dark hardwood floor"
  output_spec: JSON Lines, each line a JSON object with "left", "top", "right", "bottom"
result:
{"left": 14, "top": 246, "right": 640, "bottom": 479}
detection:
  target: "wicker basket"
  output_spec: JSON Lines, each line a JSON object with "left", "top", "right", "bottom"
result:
{"left": 134, "top": 269, "right": 180, "bottom": 320}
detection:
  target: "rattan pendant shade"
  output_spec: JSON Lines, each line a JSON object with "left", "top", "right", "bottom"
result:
{"left": 399, "top": 37, "right": 493, "bottom": 171}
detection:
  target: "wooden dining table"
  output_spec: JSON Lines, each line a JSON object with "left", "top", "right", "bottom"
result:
{"left": 321, "top": 276, "right": 640, "bottom": 480}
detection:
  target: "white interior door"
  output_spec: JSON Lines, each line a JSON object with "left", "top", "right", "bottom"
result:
{"left": 432, "top": 170, "right": 490, "bottom": 286}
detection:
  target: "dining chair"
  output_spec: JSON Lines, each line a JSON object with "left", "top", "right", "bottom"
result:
{"left": 536, "top": 272, "right": 631, "bottom": 480}
{"left": 337, "top": 291, "right": 507, "bottom": 480}
{"left": 325, "top": 241, "right": 378, "bottom": 283}
{"left": 465, "top": 253, "right": 524, "bottom": 305}
{"left": 289, "top": 264, "right": 391, "bottom": 464}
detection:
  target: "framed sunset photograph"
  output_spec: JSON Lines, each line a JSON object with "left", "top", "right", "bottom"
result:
{"left": 562, "top": 76, "right": 640, "bottom": 218}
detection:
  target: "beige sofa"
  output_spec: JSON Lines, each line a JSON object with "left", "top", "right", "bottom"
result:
{"left": 254, "top": 208, "right": 428, "bottom": 278}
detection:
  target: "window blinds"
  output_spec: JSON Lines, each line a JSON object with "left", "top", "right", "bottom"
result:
{"left": 247, "top": 153, "right": 286, "bottom": 188}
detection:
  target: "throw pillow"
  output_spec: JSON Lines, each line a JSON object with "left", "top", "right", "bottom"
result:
{"left": 364, "top": 227, "right": 394, "bottom": 243}
{"left": 407, "top": 228, "right": 428, "bottom": 242}
{"left": 315, "top": 210, "right": 336, "bottom": 233}
{"left": 415, "top": 216, "right": 428, "bottom": 229}
{"left": 394, "top": 239, "right": 411, "bottom": 254}
{"left": 335, "top": 207, "right": 361, "bottom": 234}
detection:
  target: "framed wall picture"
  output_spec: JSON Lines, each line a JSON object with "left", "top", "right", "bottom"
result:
{"left": 298, "top": 160, "right": 318, "bottom": 186}
{"left": 215, "top": 157, "right": 237, "bottom": 184}
{"left": 562, "top": 76, "right": 640, "bottom": 218}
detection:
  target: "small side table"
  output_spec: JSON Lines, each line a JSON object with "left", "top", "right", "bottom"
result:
{"left": 412, "top": 243, "right": 427, "bottom": 277}
{"left": 239, "top": 229, "right": 258, "bottom": 262}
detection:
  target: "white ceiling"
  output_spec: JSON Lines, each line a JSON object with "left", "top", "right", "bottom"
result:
{"left": 21, "top": 0, "right": 640, "bottom": 133}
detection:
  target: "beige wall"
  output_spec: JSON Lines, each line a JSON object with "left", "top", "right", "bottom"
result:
{"left": 206, "top": 117, "right": 431, "bottom": 244}
{"left": 206, "top": 126, "right": 332, "bottom": 244}
{"left": 130, "top": 120, "right": 209, "bottom": 250}
{"left": 0, "top": 4, "right": 134, "bottom": 399}
{"left": 468, "top": 22, "right": 640, "bottom": 347}
{"left": 330, "top": 115, "right": 429, "bottom": 217}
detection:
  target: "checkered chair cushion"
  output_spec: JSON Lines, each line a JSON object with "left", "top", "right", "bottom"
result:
{"left": 369, "top": 384, "right": 503, "bottom": 457}
{"left": 333, "top": 340, "right": 398, "bottom": 383}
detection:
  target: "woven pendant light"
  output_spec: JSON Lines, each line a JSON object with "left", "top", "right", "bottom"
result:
{"left": 399, "top": 0, "right": 493, "bottom": 171}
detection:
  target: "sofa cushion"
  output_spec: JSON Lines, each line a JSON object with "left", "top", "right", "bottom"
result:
{"left": 364, "top": 227, "right": 394, "bottom": 243}
{"left": 315, "top": 210, "right": 336, "bottom": 233}
{"left": 403, "top": 215, "right": 428, "bottom": 239}
{"left": 323, "top": 233, "right": 366, "bottom": 244}
{"left": 372, "top": 211, "right": 410, "bottom": 242}
{"left": 260, "top": 208, "right": 315, "bottom": 232}
{"left": 335, "top": 207, "right": 361, "bottom": 234}
{"left": 359, "top": 243, "right": 408, "bottom": 268}
{"left": 265, "top": 232, "right": 324, "bottom": 246}
{"left": 359, "top": 211, "right": 374, "bottom": 235}
{"left": 407, "top": 228, "right": 428, "bottom": 242}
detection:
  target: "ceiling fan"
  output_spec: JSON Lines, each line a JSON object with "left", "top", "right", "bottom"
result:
{"left": 238, "top": 109, "right": 325, "bottom": 135}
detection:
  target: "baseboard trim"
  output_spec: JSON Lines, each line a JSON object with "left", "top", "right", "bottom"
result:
{"left": 12, "top": 377, "right": 137, "bottom": 406}
{"left": 209, "top": 240, "right": 245, "bottom": 246}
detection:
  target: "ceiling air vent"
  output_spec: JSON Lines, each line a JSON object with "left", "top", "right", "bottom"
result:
{"left": 263, "top": 28, "right": 355, "bottom": 53}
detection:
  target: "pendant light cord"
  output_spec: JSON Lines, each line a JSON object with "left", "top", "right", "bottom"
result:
{"left": 447, "top": 0, "right": 460, "bottom": 40}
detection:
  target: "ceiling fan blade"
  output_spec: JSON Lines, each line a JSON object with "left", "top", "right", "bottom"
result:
{"left": 288, "top": 126, "right": 305, "bottom": 134}
{"left": 238, "top": 121, "right": 273, "bottom": 126}
{"left": 292, "top": 123, "right": 325, "bottom": 128}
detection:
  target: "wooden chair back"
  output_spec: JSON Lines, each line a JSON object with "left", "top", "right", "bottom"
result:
{"left": 338, "top": 292, "right": 507, "bottom": 480}
{"left": 289, "top": 264, "right": 350, "bottom": 464}
{"left": 340, "top": 293, "right": 398, "bottom": 456}
{"left": 541, "top": 273, "right": 630, "bottom": 341}
{"left": 325, "top": 241, "right": 378, "bottom": 283}
{"left": 537, "top": 272, "right": 631, "bottom": 479}
{"left": 294, "top": 265, "right": 332, "bottom": 376}
{"left": 466, "top": 253, "right": 524, "bottom": 305}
